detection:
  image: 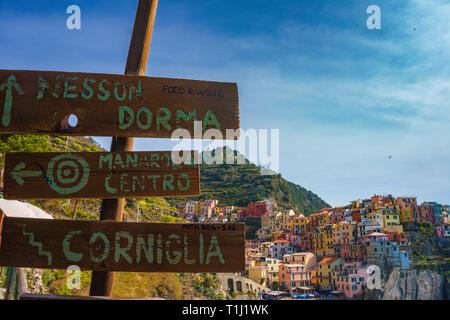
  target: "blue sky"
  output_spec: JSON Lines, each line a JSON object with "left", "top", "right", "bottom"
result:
{"left": 1, "top": 0, "right": 449, "bottom": 207}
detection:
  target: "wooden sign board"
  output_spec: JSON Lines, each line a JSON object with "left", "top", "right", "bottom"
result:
{"left": 3, "top": 151, "right": 200, "bottom": 199}
{"left": 0, "top": 70, "right": 239, "bottom": 138}
{"left": 0, "top": 216, "right": 245, "bottom": 273}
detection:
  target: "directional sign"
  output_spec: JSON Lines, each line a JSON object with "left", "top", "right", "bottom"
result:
{"left": 0, "top": 70, "right": 239, "bottom": 138}
{"left": 0, "top": 215, "right": 245, "bottom": 272}
{"left": 4, "top": 151, "right": 200, "bottom": 199}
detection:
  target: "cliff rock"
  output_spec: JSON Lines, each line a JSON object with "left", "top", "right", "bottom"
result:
{"left": 383, "top": 268, "right": 445, "bottom": 300}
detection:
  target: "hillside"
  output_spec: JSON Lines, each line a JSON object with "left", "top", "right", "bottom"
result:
{"left": 170, "top": 147, "right": 330, "bottom": 215}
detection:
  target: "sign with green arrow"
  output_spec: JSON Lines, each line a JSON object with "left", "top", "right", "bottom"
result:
{"left": 4, "top": 151, "right": 200, "bottom": 199}
{"left": 0, "top": 70, "right": 239, "bottom": 138}
{"left": 0, "top": 75, "right": 24, "bottom": 127}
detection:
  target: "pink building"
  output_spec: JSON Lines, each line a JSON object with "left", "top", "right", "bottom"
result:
{"left": 288, "top": 234, "right": 314, "bottom": 252}
{"left": 395, "top": 197, "right": 417, "bottom": 209}
{"left": 289, "top": 234, "right": 303, "bottom": 249}
{"left": 437, "top": 225, "right": 450, "bottom": 240}
{"left": 329, "top": 210, "right": 346, "bottom": 224}
{"left": 203, "top": 199, "right": 219, "bottom": 208}
{"left": 371, "top": 195, "right": 384, "bottom": 204}
{"left": 279, "top": 253, "right": 317, "bottom": 293}
{"left": 279, "top": 264, "right": 312, "bottom": 293}
{"left": 334, "top": 262, "right": 368, "bottom": 298}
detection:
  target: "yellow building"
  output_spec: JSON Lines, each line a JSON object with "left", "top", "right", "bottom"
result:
{"left": 318, "top": 257, "right": 343, "bottom": 290}
{"left": 286, "top": 215, "right": 310, "bottom": 236}
{"left": 248, "top": 266, "right": 268, "bottom": 287}
{"left": 383, "top": 212, "right": 400, "bottom": 227}
{"left": 276, "top": 209, "right": 296, "bottom": 230}
{"left": 315, "top": 225, "right": 335, "bottom": 257}
{"left": 310, "top": 269, "right": 320, "bottom": 287}
{"left": 271, "top": 231, "right": 285, "bottom": 241}
{"left": 194, "top": 202, "right": 201, "bottom": 215}
{"left": 400, "top": 207, "right": 412, "bottom": 223}
{"left": 266, "top": 258, "right": 282, "bottom": 284}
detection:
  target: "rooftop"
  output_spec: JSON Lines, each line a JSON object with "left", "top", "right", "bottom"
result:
{"left": 319, "top": 257, "right": 340, "bottom": 265}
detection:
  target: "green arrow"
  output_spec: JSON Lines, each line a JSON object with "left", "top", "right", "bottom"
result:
{"left": 9, "top": 162, "right": 42, "bottom": 186}
{"left": 0, "top": 75, "right": 24, "bottom": 127}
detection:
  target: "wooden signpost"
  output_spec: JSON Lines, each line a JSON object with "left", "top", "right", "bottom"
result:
{"left": 4, "top": 151, "right": 200, "bottom": 199}
{"left": 0, "top": 214, "right": 244, "bottom": 273}
{"left": 0, "top": 0, "right": 244, "bottom": 299}
{"left": 0, "top": 70, "right": 239, "bottom": 138}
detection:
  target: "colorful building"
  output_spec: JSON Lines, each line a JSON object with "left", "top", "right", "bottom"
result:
{"left": 279, "top": 264, "right": 312, "bottom": 293}
{"left": 266, "top": 258, "right": 282, "bottom": 284}
{"left": 239, "top": 200, "right": 274, "bottom": 218}
{"left": 283, "top": 252, "right": 317, "bottom": 268}
{"left": 399, "top": 207, "right": 413, "bottom": 223}
{"left": 334, "top": 262, "right": 368, "bottom": 298}
{"left": 333, "top": 221, "right": 357, "bottom": 245}
{"left": 437, "top": 225, "right": 450, "bottom": 240}
{"left": 366, "top": 212, "right": 384, "bottom": 227}
{"left": 383, "top": 212, "right": 401, "bottom": 228}
{"left": 364, "top": 233, "right": 410, "bottom": 271}
{"left": 338, "top": 243, "right": 364, "bottom": 262}
{"left": 314, "top": 225, "right": 335, "bottom": 257}
{"left": 395, "top": 197, "right": 417, "bottom": 209}
{"left": 248, "top": 266, "right": 268, "bottom": 287}
{"left": 269, "top": 240, "right": 293, "bottom": 260}
{"left": 317, "top": 257, "right": 343, "bottom": 290}
{"left": 286, "top": 215, "right": 310, "bottom": 236}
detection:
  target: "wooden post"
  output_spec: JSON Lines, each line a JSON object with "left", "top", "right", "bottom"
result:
{"left": 89, "top": 0, "right": 159, "bottom": 297}
{"left": 72, "top": 200, "right": 79, "bottom": 220}
{"left": 16, "top": 268, "right": 28, "bottom": 298}
{"left": 5, "top": 267, "right": 16, "bottom": 300}
{"left": 0, "top": 210, "right": 4, "bottom": 249}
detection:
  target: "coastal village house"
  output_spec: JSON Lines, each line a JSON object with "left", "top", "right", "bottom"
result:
{"left": 334, "top": 262, "right": 368, "bottom": 298}
{"left": 318, "top": 257, "right": 343, "bottom": 290}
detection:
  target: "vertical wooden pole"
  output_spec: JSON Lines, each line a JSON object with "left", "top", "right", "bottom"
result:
{"left": 16, "top": 268, "right": 28, "bottom": 298}
{"left": 89, "top": 0, "right": 159, "bottom": 297}
{"left": 5, "top": 267, "right": 16, "bottom": 300}
{"left": 72, "top": 200, "right": 79, "bottom": 220}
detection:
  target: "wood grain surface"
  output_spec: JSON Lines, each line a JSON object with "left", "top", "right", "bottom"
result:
{"left": 0, "top": 70, "right": 239, "bottom": 138}
{"left": 0, "top": 217, "right": 245, "bottom": 272}
{"left": 4, "top": 151, "right": 200, "bottom": 199}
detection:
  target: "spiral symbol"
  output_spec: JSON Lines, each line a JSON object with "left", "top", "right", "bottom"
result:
{"left": 47, "top": 154, "right": 90, "bottom": 195}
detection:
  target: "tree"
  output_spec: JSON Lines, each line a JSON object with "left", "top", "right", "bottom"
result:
{"left": 0, "top": 134, "right": 54, "bottom": 166}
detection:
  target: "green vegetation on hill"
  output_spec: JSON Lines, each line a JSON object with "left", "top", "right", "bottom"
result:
{"left": 406, "top": 222, "right": 450, "bottom": 277}
{"left": 170, "top": 148, "right": 330, "bottom": 215}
